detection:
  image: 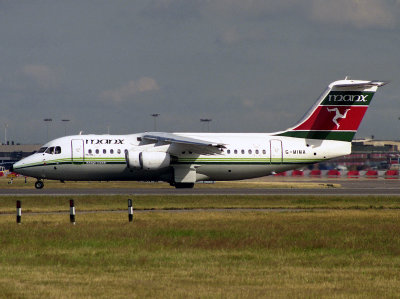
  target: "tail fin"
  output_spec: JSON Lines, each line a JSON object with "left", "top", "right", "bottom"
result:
{"left": 276, "top": 79, "right": 388, "bottom": 142}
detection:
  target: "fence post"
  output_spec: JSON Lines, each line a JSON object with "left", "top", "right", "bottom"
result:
{"left": 70, "top": 199, "right": 75, "bottom": 224}
{"left": 128, "top": 199, "right": 133, "bottom": 222}
{"left": 16, "top": 200, "right": 21, "bottom": 224}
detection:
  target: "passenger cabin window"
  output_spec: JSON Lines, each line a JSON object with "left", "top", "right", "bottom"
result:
{"left": 95, "top": 149, "right": 99, "bottom": 154}
{"left": 88, "top": 149, "right": 92, "bottom": 154}
{"left": 117, "top": 149, "right": 121, "bottom": 154}
{"left": 103, "top": 149, "right": 107, "bottom": 154}
{"left": 110, "top": 149, "right": 114, "bottom": 154}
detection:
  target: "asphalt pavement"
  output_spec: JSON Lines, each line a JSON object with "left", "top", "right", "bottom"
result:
{"left": 0, "top": 179, "right": 399, "bottom": 196}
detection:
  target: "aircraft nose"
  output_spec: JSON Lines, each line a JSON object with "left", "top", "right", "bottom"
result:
{"left": 12, "top": 160, "right": 24, "bottom": 173}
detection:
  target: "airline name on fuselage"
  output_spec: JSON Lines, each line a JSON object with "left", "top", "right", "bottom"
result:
{"left": 85, "top": 139, "right": 124, "bottom": 145}
{"left": 328, "top": 94, "right": 368, "bottom": 102}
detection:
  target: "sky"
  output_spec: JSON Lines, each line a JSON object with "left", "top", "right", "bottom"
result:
{"left": 1, "top": 0, "right": 400, "bottom": 144}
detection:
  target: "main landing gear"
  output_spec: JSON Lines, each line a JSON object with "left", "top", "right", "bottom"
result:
{"left": 173, "top": 183, "right": 195, "bottom": 189}
{"left": 35, "top": 180, "right": 44, "bottom": 189}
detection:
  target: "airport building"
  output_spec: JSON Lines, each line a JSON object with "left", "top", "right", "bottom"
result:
{"left": 328, "top": 139, "right": 400, "bottom": 171}
{"left": 0, "top": 144, "right": 41, "bottom": 169}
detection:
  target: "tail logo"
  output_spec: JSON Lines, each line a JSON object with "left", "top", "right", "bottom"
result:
{"left": 328, "top": 94, "right": 368, "bottom": 103}
{"left": 327, "top": 108, "right": 350, "bottom": 129}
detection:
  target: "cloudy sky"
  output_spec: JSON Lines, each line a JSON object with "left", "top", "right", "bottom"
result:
{"left": 1, "top": 0, "right": 400, "bottom": 144}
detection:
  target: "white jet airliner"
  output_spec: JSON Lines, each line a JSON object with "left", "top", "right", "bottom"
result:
{"left": 12, "top": 79, "right": 387, "bottom": 189}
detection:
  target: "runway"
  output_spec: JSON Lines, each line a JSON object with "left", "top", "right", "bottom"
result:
{"left": 1, "top": 179, "right": 400, "bottom": 196}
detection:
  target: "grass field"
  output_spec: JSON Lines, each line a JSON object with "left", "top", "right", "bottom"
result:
{"left": 1, "top": 195, "right": 400, "bottom": 298}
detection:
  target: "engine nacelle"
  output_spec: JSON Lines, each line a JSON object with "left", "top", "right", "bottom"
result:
{"left": 125, "top": 150, "right": 170, "bottom": 170}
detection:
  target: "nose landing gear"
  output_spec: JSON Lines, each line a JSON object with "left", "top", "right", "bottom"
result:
{"left": 34, "top": 180, "right": 44, "bottom": 189}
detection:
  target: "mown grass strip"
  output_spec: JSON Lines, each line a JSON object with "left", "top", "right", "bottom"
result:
{"left": 1, "top": 195, "right": 400, "bottom": 214}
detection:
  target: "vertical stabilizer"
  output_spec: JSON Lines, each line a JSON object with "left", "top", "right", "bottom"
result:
{"left": 276, "top": 79, "right": 387, "bottom": 141}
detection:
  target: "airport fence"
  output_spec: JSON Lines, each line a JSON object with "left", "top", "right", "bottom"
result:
{"left": 275, "top": 169, "right": 400, "bottom": 179}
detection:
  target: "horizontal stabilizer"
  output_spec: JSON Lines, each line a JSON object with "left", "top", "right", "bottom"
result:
{"left": 334, "top": 80, "right": 388, "bottom": 88}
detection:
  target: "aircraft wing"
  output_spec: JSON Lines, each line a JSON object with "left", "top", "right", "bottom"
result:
{"left": 141, "top": 132, "right": 225, "bottom": 155}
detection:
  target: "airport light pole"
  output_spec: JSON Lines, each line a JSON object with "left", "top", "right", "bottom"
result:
{"left": 151, "top": 113, "right": 160, "bottom": 131}
{"left": 200, "top": 118, "right": 212, "bottom": 132}
{"left": 4, "top": 123, "right": 8, "bottom": 145}
{"left": 43, "top": 118, "right": 52, "bottom": 141}
{"left": 61, "top": 119, "right": 70, "bottom": 136}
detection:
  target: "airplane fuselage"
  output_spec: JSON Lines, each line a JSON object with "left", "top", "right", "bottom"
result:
{"left": 14, "top": 133, "right": 350, "bottom": 182}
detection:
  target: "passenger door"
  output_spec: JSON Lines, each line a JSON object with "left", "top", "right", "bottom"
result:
{"left": 71, "top": 139, "right": 84, "bottom": 163}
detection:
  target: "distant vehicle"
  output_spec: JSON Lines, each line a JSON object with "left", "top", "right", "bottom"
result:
{"left": 0, "top": 166, "right": 5, "bottom": 177}
{"left": 12, "top": 79, "right": 387, "bottom": 189}
{"left": 0, "top": 162, "right": 16, "bottom": 171}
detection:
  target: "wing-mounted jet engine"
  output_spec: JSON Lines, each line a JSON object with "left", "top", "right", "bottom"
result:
{"left": 125, "top": 150, "right": 171, "bottom": 170}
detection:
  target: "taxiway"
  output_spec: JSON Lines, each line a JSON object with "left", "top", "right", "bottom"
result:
{"left": 0, "top": 179, "right": 399, "bottom": 196}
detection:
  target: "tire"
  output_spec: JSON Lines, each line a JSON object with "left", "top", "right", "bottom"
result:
{"left": 174, "top": 183, "right": 194, "bottom": 189}
{"left": 35, "top": 181, "right": 44, "bottom": 189}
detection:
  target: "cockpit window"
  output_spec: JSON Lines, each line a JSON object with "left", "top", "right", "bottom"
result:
{"left": 38, "top": 147, "right": 47, "bottom": 153}
{"left": 43, "top": 146, "right": 62, "bottom": 154}
{"left": 45, "top": 147, "right": 55, "bottom": 154}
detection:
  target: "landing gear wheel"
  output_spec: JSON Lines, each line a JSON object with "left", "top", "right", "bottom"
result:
{"left": 35, "top": 181, "right": 44, "bottom": 189}
{"left": 174, "top": 183, "right": 194, "bottom": 189}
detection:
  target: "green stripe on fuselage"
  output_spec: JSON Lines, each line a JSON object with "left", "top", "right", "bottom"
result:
{"left": 14, "top": 157, "right": 323, "bottom": 171}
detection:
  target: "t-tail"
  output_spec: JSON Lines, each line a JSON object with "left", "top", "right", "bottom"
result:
{"left": 275, "top": 79, "right": 388, "bottom": 142}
